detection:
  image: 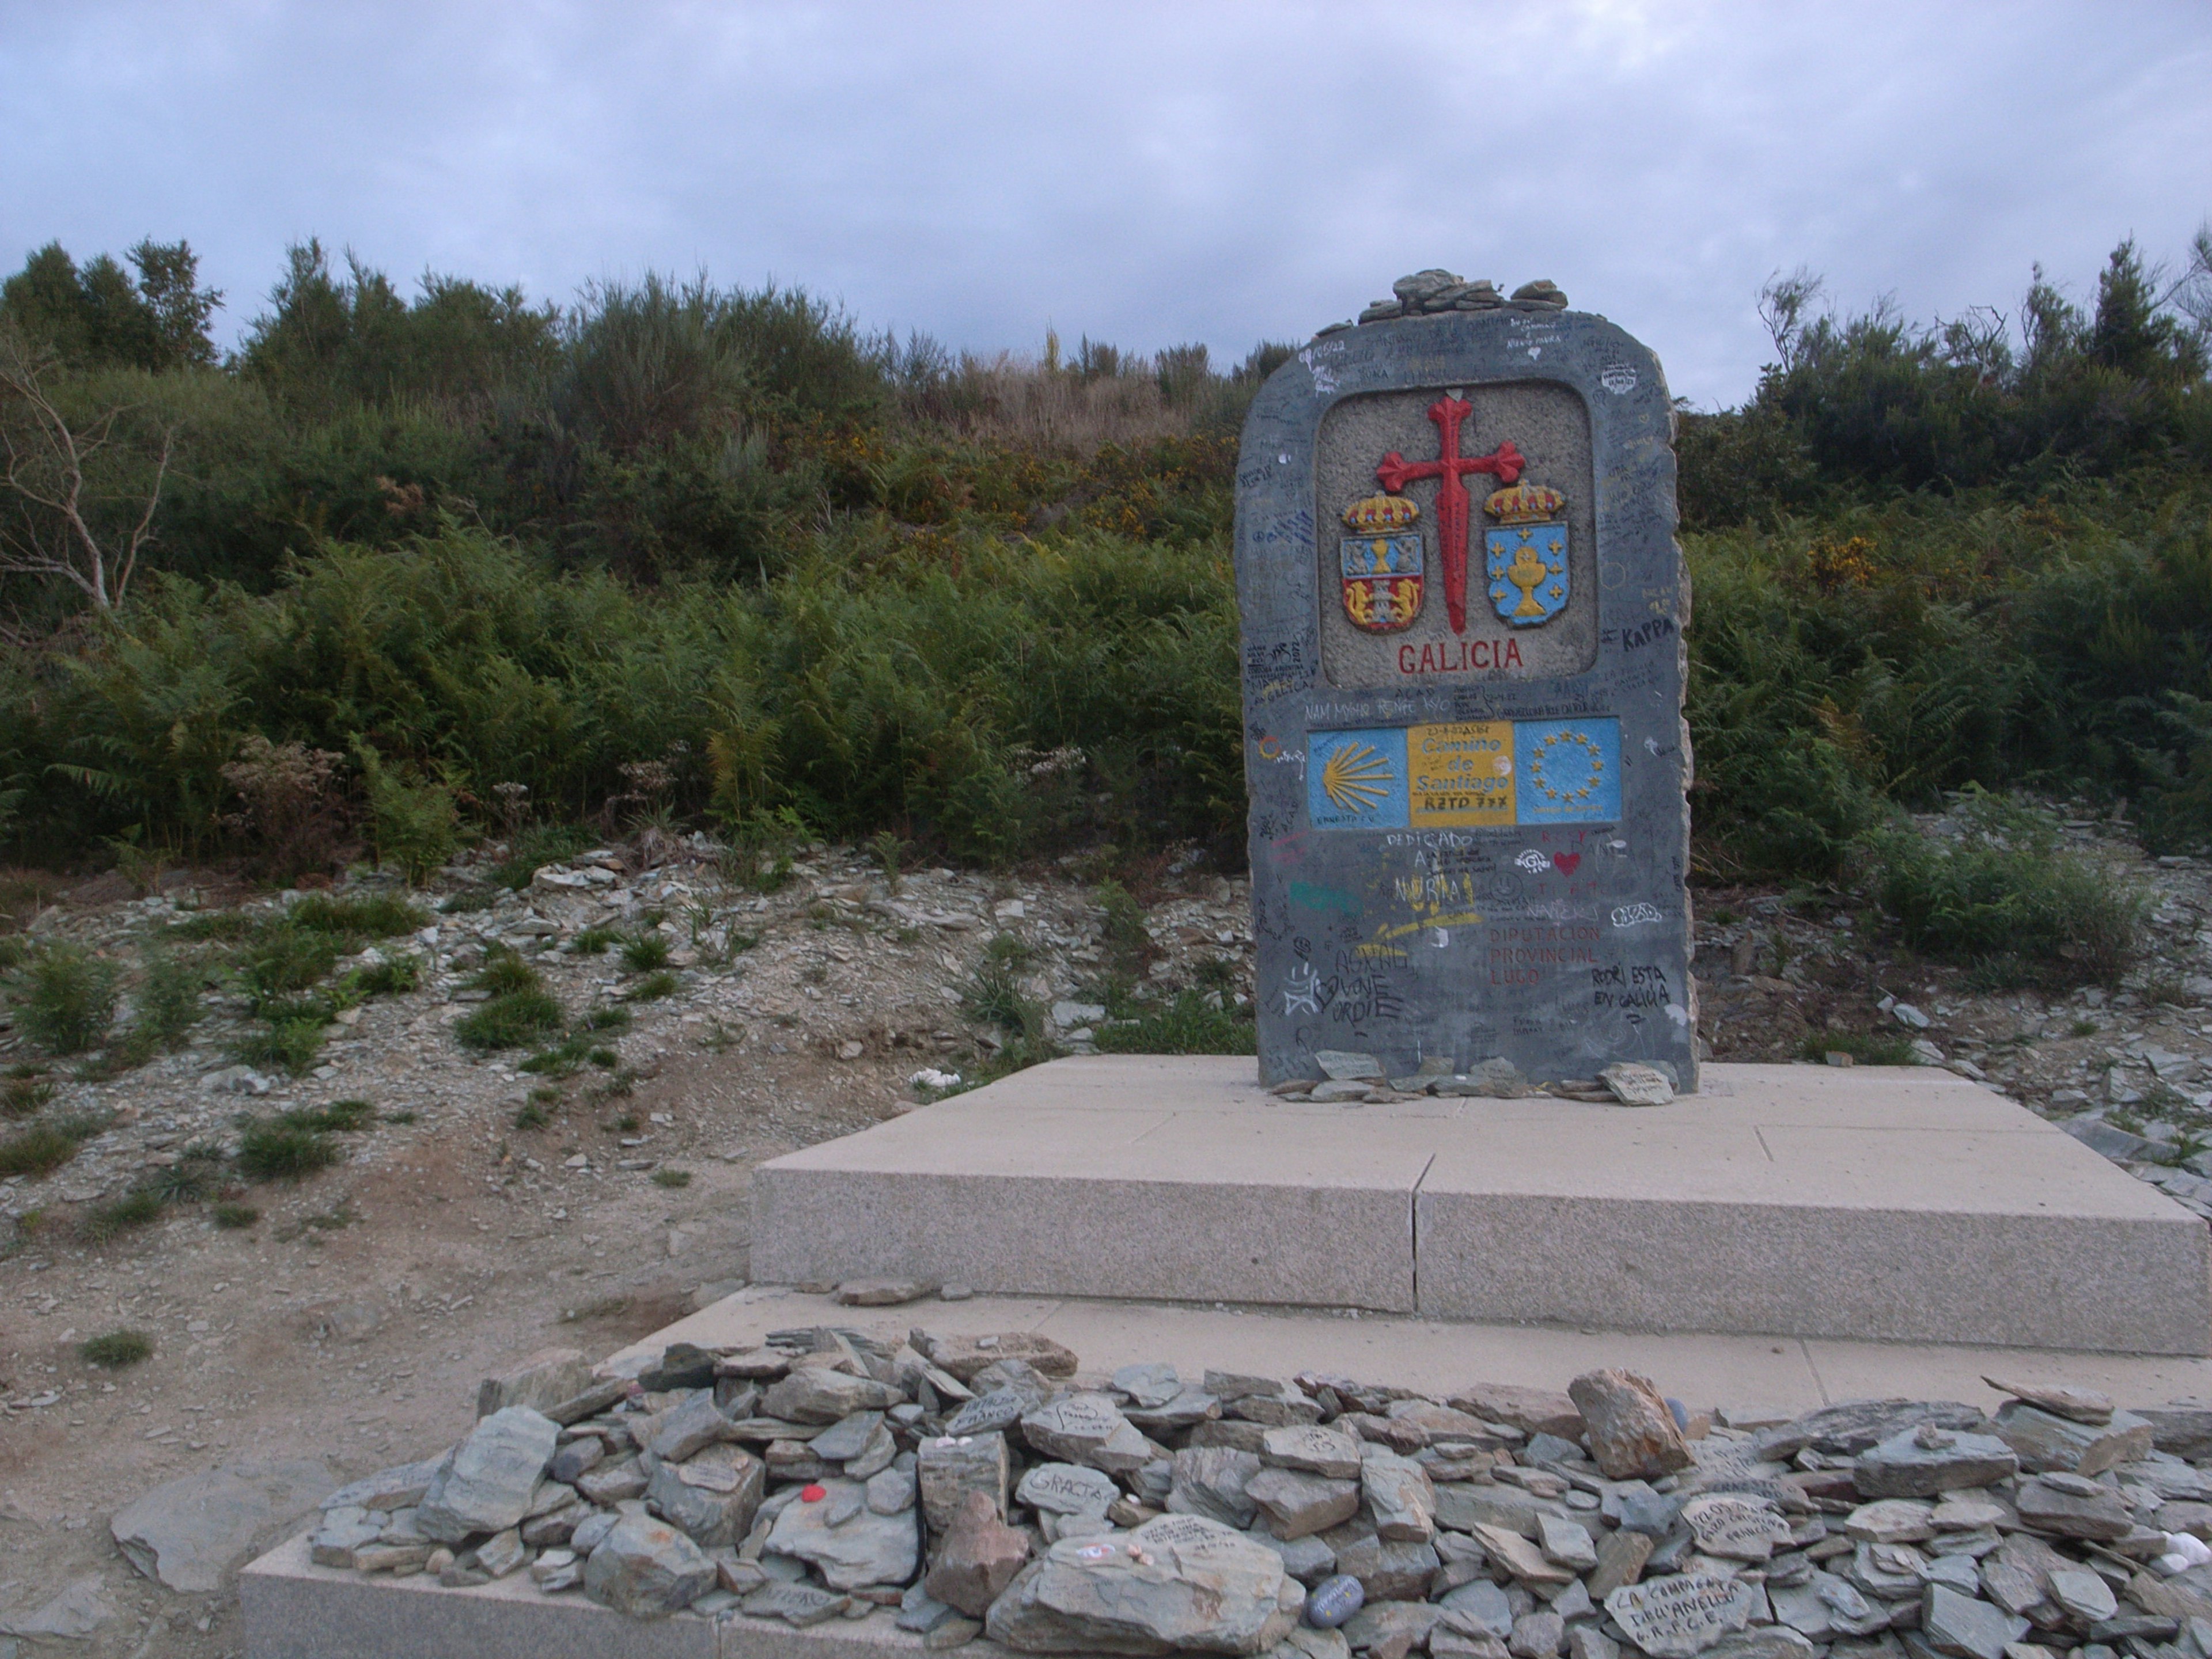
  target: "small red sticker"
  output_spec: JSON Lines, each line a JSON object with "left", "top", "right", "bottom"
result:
{"left": 801, "top": 1484, "right": 827, "bottom": 1503}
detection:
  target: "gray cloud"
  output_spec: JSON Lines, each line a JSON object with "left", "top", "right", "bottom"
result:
{"left": 2, "top": 0, "right": 2206, "bottom": 404}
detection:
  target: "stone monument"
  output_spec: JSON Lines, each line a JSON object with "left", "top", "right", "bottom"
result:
{"left": 1236, "top": 272, "right": 1695, "bottom": 1089}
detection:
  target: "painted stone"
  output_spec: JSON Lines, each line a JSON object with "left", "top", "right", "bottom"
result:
{"left": 1238, "top": 296, "right": 1695, "bottom": 1088}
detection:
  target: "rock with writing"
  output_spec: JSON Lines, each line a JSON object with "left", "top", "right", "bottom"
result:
{"left": 984, "top": 1513, "right": 1298, "bottom": 1654}
{"left": 1022, "top": 1393, "right": 1156, "bottom": 1475}
{"left": 1680, "top": 1494, "right": 1793, "bottom": 1563}
{"left": 1603, "top": 1573, "right": 1759, "bottom": 1658}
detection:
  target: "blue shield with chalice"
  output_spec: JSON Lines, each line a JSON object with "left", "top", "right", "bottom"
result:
{"left": 1482, "top": 481, "right": 1569, "bottom": 627}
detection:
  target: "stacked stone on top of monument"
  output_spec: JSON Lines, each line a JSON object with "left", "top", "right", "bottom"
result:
{"left": 305, "top": 1330, "right": 2212, "bottom": 1657}
{"left": 1238, "top": 271, "right": 1694, "bottom": 1094}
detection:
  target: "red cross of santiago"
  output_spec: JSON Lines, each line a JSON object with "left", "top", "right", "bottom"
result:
{"left": 1375, "top": 395, "right": 1524, "bottom": 633}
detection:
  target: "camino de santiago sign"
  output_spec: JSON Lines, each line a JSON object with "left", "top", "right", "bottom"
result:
{"left": 1236, "top": 274, "right": 1695, "bottom": 1089}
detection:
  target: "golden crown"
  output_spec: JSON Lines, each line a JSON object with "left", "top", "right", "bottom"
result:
{"left": 1484, "top": 482, "right": 1565, "bottom": 524}
{"left": 1342, "top": 493, "right": 1419, "bottom": 532}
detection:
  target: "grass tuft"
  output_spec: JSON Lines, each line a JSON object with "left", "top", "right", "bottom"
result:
{"left": 236, "top": 1118, "right": 341, "bottom": 1180}
{"left": 0, "top": 1124, "right": 84, "bottom": 1177}
{"left": 80, "top": 1329, "right": 153, "bottom": 1369}
{"left": 651, "top": 1167, "right": 691, "bottom": 1188}
{"left": 212, "top": 1202, "right": 261, "bottom": 1229}
{"left": 454, "top": 989, "right": 565, "bottom": 1050}
{"left": 619, "top": 931, "right": 672, "bottom": 973}
{"left": 1093, "top": 990, "right": 1255, "bottom": 1056}
{"left": 622, "top": 971, "right": 678, "bottom": 1002}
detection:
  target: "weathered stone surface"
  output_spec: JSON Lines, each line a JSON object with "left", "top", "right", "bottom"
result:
{"left": 925, "top": 1489, "right": 1032, "bottom": 1617}
{"left": 1847, "top": 1499, "right": 1937, "bottom": 1544}
{"left": 1442, "top": 1576, "right": 1516, "bottom": 1636}
{"left": 1023, "top": 1393, "right": 1154, "bottom": 1474}
{"left": 112, "top": 1457, "right": 335, "bottom": 1592}
{"left": 1758, "top": 1402, "right": 1987, "bottom": 1461}
{"left": 1240, "top": 305, "right": 1694, "bottom": 1088}
{"left": 759, "top": 1366, "right": 903, "bottom": 1424}
{"left": 1450, "top": 1384, "right": 1584, "bottom": 1440}
{"left": 1325, "top": 1518, "right": 1438, "bottom": 1601}
{"left": 574, "top": 1455, "right": 648, "bottom": 1505}
{"left": 2013, "top": 1476, "right": 2132, "bottom": 1540}
{"left": 1247, "top": 1466, "right": 1361, "bottom": 1540}
{"left": 645, "top": 1444, "right": 764, "bottom": 1547}
{"left": 2136, "top": 1400, "right": 2212, "bottom": 1460}
{"left": 2045, "top": 1567, "right": 2118, "bottom": 1624}
{"left": 1921, "top": 1585, "right": 2030, "bottom": 1659}
{"left": 476, "top": 1347, "right": 595, "bottom": 1419}
{"left": 1387, "top": 1399, "right": 1502, "bottom": 1446}
{"left": 310, "top": 1507, "right": 385, "bottom": 1568}
{"left": 1604, "top": 1573, "right": 1760, "bottom": 1658}
{"left": 320, "top": 1455, "right": 445, "bottom": 1514}
{"left": 742, "top": 1580, "right": 852, "bottom": 1626}
{"left": 650, "top": 1390, "right": 734, "bottom": 1461}
{"left": 920, "top": 1331, "right": 1079, "bottom": 1382}
{"left": 1360, "top": 1448, "right": 1435, "bottom": 1541}
{"left": 1856, "top": 1427, "right": 2018, "bottom": 1498}
{"left": 1681, "top": 1494, "right": 1791, "bottom": 1562}
{"left": 1980, "top": 1378, "right": 2112, "bottom": 1425}
{"left": 1538, "top": 1513, "right": 1599, "bottom": 1571}
{"left": 1601, "top": 1062, "right": 1675, "bottom": 1106}
{"left": 1993, "top": 1403, "right": 2153, "bottom": 1475}
{"left": 1570, "top": 1370, "right": 1691, "bottom": 1481}
{"left": 1346, "top": 1599, "right": 1446, "bottom": 1656}
{"left": 1168, "top": 1445, "right": 1264, "bottom": 1529}
{"left": 984, "top": 1513, "right": 1296, "bottom": 1654}
{"left": 582, "top": 1512, "right": 717, "bottom": 1619}
{"left": 1512, "top": 1609, "right": 1567, "bottom": 1659}
{"left": 1472, "top": 1520, "right": 1574, "bottom": 1585}
{"left": 919, "top": 1433, "right": 1010, "bottom": 1532}
{"left": 1262, "top": 1424, "right": 1365, "bottom": 1479}
{"left": 1589, "top": 1526, "right": 1656, "bottom": 1599}
{"left": 416, "top": 1406, "right": 559, "bottom": 1543}
{"left": 766, "top": 1477, "right": 921, "bottom": 1590}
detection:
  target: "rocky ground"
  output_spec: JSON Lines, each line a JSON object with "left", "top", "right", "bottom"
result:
{"left": 1, "top": 810, "right": 2209, "bottom": 1654}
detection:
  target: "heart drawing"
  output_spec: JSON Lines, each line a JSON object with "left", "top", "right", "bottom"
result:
{"left": 1551, "top": 853, "right": 1581, "bottom": 875}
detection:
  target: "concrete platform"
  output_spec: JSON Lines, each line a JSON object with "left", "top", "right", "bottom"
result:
{"left": 244, "top": 1286, "right": 2212, "bottom": 1658}
{"left": 751, "top": 1057, "right": 2212, "bottom": 1354}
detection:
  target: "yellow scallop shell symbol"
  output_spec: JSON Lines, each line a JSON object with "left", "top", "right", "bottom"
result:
{"left": 1321, "top": 741, "right": 1393, "bottom": 813}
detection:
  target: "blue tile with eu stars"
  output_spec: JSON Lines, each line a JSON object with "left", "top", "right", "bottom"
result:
{"left": 1307, "top": 726, "right": 1408, "bottom": 830}
{"left": 1513, "top": 717, "right": 1620, "bottom": 824}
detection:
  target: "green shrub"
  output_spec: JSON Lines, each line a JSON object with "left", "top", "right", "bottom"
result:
{"left": 573, "top": 925, "right": 619, "bottom": 956}
{"left": 619, "top": 931, "right": 672, "bottom": 972}
{"left": 211, "top": 1202, "right": 260, "bottom": 1229}
{"left": 621, "top": 971, "right": 677, "bottom": 1003}
{"left": 584, "top": 1005, "right": 631, "bottom": 1032}
{"left": 1801, "top": 1031, "right": 1921, "bottom": 1066}
{"left": 3, "top": 1074, "right": 54, "bottom": 1119}
{"left": 236, "top": 1117, "right": 341, "bottom": 1179}
{"left": 231, "top": 1017, "right": 327, "bottom": 1075}
{"left": 454, "top": 989, "right": 565, "bottom": 1050}
{"left": 468, "top": 946, "right": 543, "bottom": 996}
{"left": 287, "top": 893, "right": 429, "bottom": 940}
{"left": 285, "top": 1099, "right": 373, "bottom": 1131}
{"left": 493, "top": 824, "right": 596, "bottom": 890}
{"left": 961, "top": 957, "right": 1042, "bottom": 1042}
{"left": 347, "top": 952, "right": 421, "bottom": 996}
{"left": 514, "top": 1101, "right": 551, "bottom": 1130}
{"left": 652, "top": 1168, "right": 691, "bottom": 1188}
{"left": 238, "top": 926, "right": 342, "bottom": 1006}
{"left": 131, "top": 950, "right": 208, "bottom": 1050}
{"left": 83, "top": 1187, "right": 166, "bottom": 1242}
{"left": 0, "top": 1123, "right": 82, "bottom": 1177}
{"left": 356, "top": 746, "right": 459, "bottom": 884}
{"left": 1094, "top": 990, "right": 1255, "bottom": 1056}
{"left": 79, "top": 1329, "right": 153, "bottom": 1369}
{"left": 1859, "top": 797, "right": 2143, "bottom": 989}
{"left": 14, "top": 943, "right": 119, "bottom": 1055}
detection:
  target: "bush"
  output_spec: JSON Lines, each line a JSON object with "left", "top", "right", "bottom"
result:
{"left": 347, "top": 952, "right": 421, "bottom": 996}
{"left": 1094, "top": 990, "right": 1255, "bottom": 1056}
{"left": 493, "top": 823, "right": 596, "bottom": 890}
{"left": 1859, "top": 797, "right": 2144, "bottom": 989}
{"left": 468, "top": 946, "right": 543, "bottom": 996}
{"left": 79, "top": 1328, "right": 154, "bottom": 1369}
{"left": 231, "top": 1017, "right": 327, "bottom": 1075}
{"left": 131, "top": 950, "right": 207, "bottom": 1051}
{"left": 211, "top": 1202, "right": 260, "bottom": 1229}
{"left": 356, "top": 745, "right": 459, "bottom": 884}
{"left": 0, "top": 1123, "right": 82, "bottom": 1177}
{"left": 83, "top": 1187, "right": 165, "bottom": 1242}
{"left": 454, "top": 988, "right": 565, "bottom": 1050}
{"left": 619, "top": 931, "right": 671, "bottom": 972}
{"left": 236, "top": 1117, "right": 342, "bottom": 1179}
{"left": 622, "top": 971, "right": 679, "bottom": 1002}
{"left": 3, "top": 1073, "right": 54, "bottom": 1118}
{"left": 237, "top": 925, "right": 342, "bottom": 1006}
{"left": 286, "top": 1099, "right": 373, "bottom": 1131}
{"left": 287, "top": 892, "right": 429, "bottom": 940}
{"left": 14, "top": 943, "right": 118, "bottom": 1055}
{"left": 573, "top": 925, "right": 619, "bottom": 955}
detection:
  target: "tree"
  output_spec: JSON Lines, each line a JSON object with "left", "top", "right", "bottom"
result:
{"left": 0, "top": 325, "right": 176, "bottom": 613}
{"left": 0, "top": 239, "right": 219, "bottom": 372}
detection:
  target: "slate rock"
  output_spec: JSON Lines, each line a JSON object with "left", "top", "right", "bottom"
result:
{"left": 112, "top": 1457, "right": 336, "bottom": 1593}
{"left": 919, "top": 1433, "right": 1010, "bottom": 1532}
{"left": 946, "top": 1387, "right": 1030, "bottom": 1438}
{"left": 2136, "top": 1400, "right": 2212, "bottom": 1460}
{"left": 1264, "top": 1425, "right": 1365, "bottom": 1480}
{"left": 310, "top": 1507, "right": 385, "bottom": 1569}
{"left": 919, "top": 1331, "right": 1079, "bottom": 1382}
{"left": 1539, "top": 1513, "right": 1600, "bottom": 1571}
{"left": 1570, "top": 1370, "right": 1692, "bottom": 1480}
{"left": 1169, "top": 1444, "right": 1265, "bottom": 1529}
{"left": 1758, "top": 1401, "right": 1987, "bottom": 1461}
{"left": 2013, "top": 1476, "right": 2132, "bottom": 1540}
{"left": 2046, "top": 1567, "right": 2118, "bottom": 1624}
{"left": 1247, "top": 1467, "right": 1362, "bottom": 1541}
{"left": 574, "top": 1456, "right": 649, "bottom": 1505}
{"left": 1450, "top": 1384, "right": 1584, "bottom": 1440}
{"left": 650, "top": 1391, "right": 735, "bottom": 1462}
{"left": 1360, "top": 1448, "right": 1436, "bottom": 1542}
{"left": 1472, "top": 1520, "right": 1575, "bottom": 1585}
{"left": 1846, "top": 1499, "right": 1936, "bottom": 1544}
{"left": 1115, "top": 1362, "right": 1184, "bottom": 1408}
{"left": 984, "top": 1513, "right": 1297, "bottom": 1654}
{"left": 1921, "top": 1585, "right": 2030, "bottom": 1659}
{"left": 1857, "top": 1427, "right": 2020, "bottom": 1499}
{"left": 1324, "top": 1517, "right": 1440, "bottom": 1601}
{"left": 809, "top": 1410, "right": 886, "bottom": 1464}
{"left": 1442, "top": 1577, "right": 1517, "bottom": 1637}
{"left": 583, "top": 1512, "right": 717, "bottom": 1619}
{"left": 742, "top": 1581, "right": 853, "bottom": 1626}
{"left": 1019, "top": 1461, "right": 1120, "bottom": 1518}
{"left": 1347, "top": 1600, "right": 1446, "bottom": 1654}
{"left": 1980, "top": 1377, "right": 2113, "bottom": 1426}
{"left": 1993, "top": 1403, "right": 2153, "bottom": 1475}
{"left": 1706, "top": 1633, "right": 1819, "bottom": 1659}
{"left": 834, "top": 1277, "right": 934, "bottom": 1306}
{"left": 760, "top": 1366, "right": 903, "bottom": 1425}
{"left": 645, "top": 1445, "right": 764, "bottom": 1547}
{"left": 1601, "top": 1062, "right": 1675, "bottom": 1106}
{"left": 1513, "top": 1610, "right": 1567, "bottom": 1659}
{"left": 0, "top": 1575, "right": 119, "bottom": 1640}
{"left": 765, "top": 1478, "right": 920, "bottom": 1590}
{"left": 320, "top": 1455, "right": 446, "bottom": 1514}
{"left": 1251, "top": 1526, "right": 1338, "bottom": 1586}
{"left": 925, "top": 1489, "right": 1032, "bottom": 1617}
{"left": 1589, "top": 1527, "right": 1656, "bottom": 1599}
{"left": 476, "top": 1347, "right": 595, "bottom": 1419}
{"left": 417, "top": 1407, "right": 559, "bottom": 1543}
{"left": 1024, "top": 1393, "right": 1155, "bottom": 1474}
{"left": 1603, "top": 1574, "right": 1760, "bottom": 1658}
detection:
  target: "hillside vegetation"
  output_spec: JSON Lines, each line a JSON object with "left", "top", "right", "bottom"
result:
{"left": 1, "top": 233, "right": 2209, "bottom": 895}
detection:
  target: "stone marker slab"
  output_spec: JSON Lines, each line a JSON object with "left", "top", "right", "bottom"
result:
{"left": 1236, "top": 298, "right": 1694, "bottom": 1087}
{"left": 1604, "top": 1571, "right": 1760, "bottom": 1657}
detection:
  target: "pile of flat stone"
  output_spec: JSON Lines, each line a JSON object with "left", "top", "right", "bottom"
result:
{"left": 306, "top": 1338, "right": 2212, "bottom": 1659}
{"left": 1279, "top": 1051, "right": 1680, "bottom": 1108}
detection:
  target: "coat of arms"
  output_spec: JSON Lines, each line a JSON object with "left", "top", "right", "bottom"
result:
{"left": 1338, "top": 494, "right": 1423, "bottom": 634}
{"left": 1484, "top": 482, "right": 1569, "bottom": 627}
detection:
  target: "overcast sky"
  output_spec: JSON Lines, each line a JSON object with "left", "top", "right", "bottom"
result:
{"left": 3, "top": 2, "right": 2208, "bottom": 407}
